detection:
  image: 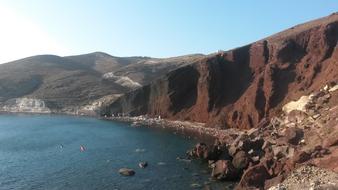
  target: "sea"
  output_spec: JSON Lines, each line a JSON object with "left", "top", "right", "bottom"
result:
{"left": 0, "top": 114, "right": 229, "bottom": 190}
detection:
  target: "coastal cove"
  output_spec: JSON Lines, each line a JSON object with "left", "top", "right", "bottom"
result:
{"left": 0, "top": 114, "right": 231, "bottom": 190}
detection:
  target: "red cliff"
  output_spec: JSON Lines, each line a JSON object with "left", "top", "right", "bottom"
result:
{"left": 104, "top": 13, "right": 338, "bottom": 129}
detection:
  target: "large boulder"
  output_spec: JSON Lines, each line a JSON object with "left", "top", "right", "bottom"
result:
{"left": 242, "top": 137, "right": 265, "bottom": 152}
{"left": 232, "top": 151, "right": 250, "bottom": 170}
{"left": 229, "top": 144, "right": 239, "bottom": 157}
{"left": 236, "top": 164, "right": 271, "bottom": 189}
{"left": 312, "top": 148, "right": 338, "bottom": 172}
{"left": 322, "top": 125, "right": 338, "bottom": 148}
{"left": 187, "top": 142, "right": 209, "bottom": 159}
{"left": 205, "top": 143, "right": 225, "bottom": 160}
{"left": 283, "top": 127, "right": 304, "bottom": 145}
{"left": 286, "top": 110, "right": 308, "bottom": 123}
{"left": 217, "top": 147, "right": 232, "bottom": 161}
{"left": 272, "top": 145, "right": 289, "bottom": 159}
{"left": 211, "top": 160, "right": 240, "bottom": 181}
{"left": 304, "top": 130, "right": 323, "bottom": 149}
{"left": 196, "top": 143, "right": 208, "bottom": 158}
{"left": 292, "top": 150, "right": 311, "bottom": 164}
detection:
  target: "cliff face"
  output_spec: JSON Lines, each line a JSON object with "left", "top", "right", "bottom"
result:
{"left": 104, "top": 13, "right": 338, "bottom": 129}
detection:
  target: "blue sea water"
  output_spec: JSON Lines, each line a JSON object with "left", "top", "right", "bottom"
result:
{"left": 0, "top": 114, "right": 226, "bottom": 190}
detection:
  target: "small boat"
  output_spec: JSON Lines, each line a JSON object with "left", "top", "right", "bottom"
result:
{"left": 80, "top": 145, "right": 86, "bottom": 152}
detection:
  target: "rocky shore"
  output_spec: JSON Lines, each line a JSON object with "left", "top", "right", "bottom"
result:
{"left": 104, "top": 83, "right": 338, "bottom": 190}
{"left": 184, "top": 83, "right": 338, "bottom": 189}
{"left": 102, "top": 115, "right": 235, "bottom": 143}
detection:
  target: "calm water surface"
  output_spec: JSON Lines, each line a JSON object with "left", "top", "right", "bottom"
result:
{"left": 0, "top": 114, "right": 227, "bottom": 190}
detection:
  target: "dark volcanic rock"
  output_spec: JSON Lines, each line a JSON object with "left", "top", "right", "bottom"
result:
{"left": 242, "top": 137, "right": 265, "bottom": 152}
{"left": 211, "top": 160, "right": 240, "bottom": 181}
{"left": 293, "top": 150, "right": 311, "bottom": 164}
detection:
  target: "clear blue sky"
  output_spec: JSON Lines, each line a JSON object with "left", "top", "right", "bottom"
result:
{"left": 0, "top": 0, "right": 337, "bottom": 63}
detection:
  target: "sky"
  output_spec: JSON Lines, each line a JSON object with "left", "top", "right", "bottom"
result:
{"left": 0, "top": 0, "right": 337, "bottom": 63}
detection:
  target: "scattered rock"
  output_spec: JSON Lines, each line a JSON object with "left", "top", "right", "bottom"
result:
{"left": 264, "top": 175, "right": 286, "bottom": 189}
{"left": 312, "top": 114, "right": 321, "bottom": 119}
{"left": 118, "top": 168, "right": 135, "bottom": 176}
{"left": 274, "top": 165, "right": 338, "bottom": 190}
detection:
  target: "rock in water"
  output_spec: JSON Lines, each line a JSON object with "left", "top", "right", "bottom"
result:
{"left": 190, "top": 183, "right": 202, "bottom": 188}
{"left": 139, "top": 161, "right": 148, "bottom": 168}
{"left": 211, "top": 160, "right": 240, "bottom": 181}
{"left": 118, "top": 168, "right": 135, "bottom": 176}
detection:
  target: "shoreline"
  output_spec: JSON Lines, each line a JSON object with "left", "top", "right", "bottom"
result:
{"left": 0, "top": 111, "right": 229, "bottom": 143}
{"left": 101, "top": 115, "right": 240, "bottom": 144}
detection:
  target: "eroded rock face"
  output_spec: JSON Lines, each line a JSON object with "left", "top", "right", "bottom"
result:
{"left": 104, "top": 13, "right": 338, "bottom": 129}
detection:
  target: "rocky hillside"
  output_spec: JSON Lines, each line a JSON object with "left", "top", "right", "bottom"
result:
{"left": 0, "top": 52, "right": 204, "bottom": 114}
{"left": 104, "top": 13, "right": 338, "bottom": 129}
{"left": 185, "top": 79, "right": 338, "bottom": 189}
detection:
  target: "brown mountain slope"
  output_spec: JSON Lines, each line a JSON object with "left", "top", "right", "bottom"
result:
{"left": 0, "top": 52, "right": 204, "bottom": 113}
{"left": 104, "top": 13, "right": 338, "bottom": 129}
